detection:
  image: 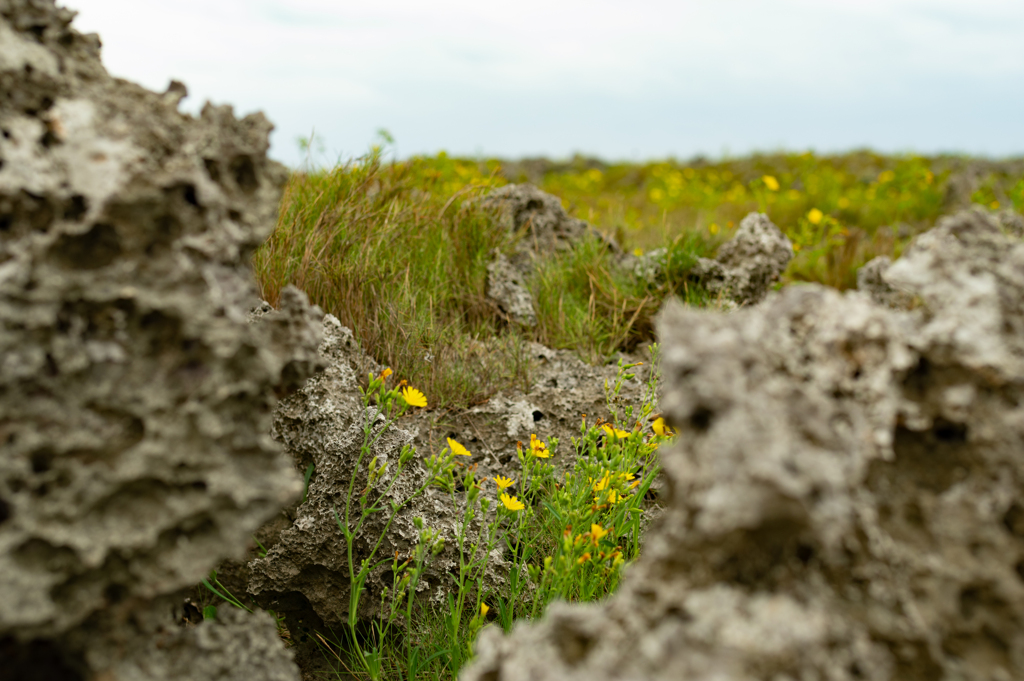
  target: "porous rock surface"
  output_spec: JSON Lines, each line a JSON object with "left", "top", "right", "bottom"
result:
{"left": 0, "top": 1, "right": 315, "bottom": 677}
{"left": 463, "top": 209, "right": 1024, "bottom": 680}
{"left": 692, "top": 211, "right": 793, "bottom": 305}
{"left": 247, "top": 316, "right": 512, "bottom": 625}
{"left": 856, "top": 255, "right": 915, "bottom": 310}
{"left": 486, "top": 249, "right": 536, "bottom": 327}
{"left": 482, "top": 183, "right": 619, "bottom": 270}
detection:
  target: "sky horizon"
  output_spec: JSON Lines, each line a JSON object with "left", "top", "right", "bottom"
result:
{"left": 68, "top": 0, "right": 1024, "bottom": 168}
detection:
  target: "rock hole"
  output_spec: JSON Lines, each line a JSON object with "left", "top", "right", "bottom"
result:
{"left": 552, "top": 619, "right": 595, "bottom": 666}
{"left": 203, "top": 158, "right": 221, "bottom": 182}
{"left": 229, "top": 155, "right": 258, "bottom": 193}
{"left": 0, "top": 497, "right": 10, "bottom": 526}
{"left": 796, "top": 543, "right": 815, "bottom": 565}
{"left": 934, "top": 419, "right": 967, "bottom": 443}
{"left": 228, "top": 209, "right": 242, "bottom": 221}
{"left": 191, "top": 481, "right": 207, "bottom": 492}
{"left": 40, "top": 130, "right": 59, "bottom": 149}
{"left": 30, "top": 450, "right": 53, "bottom": 474}
{"left": 1, "top": 129, "right": 10, "bottom": 139}
{"left": 60, "top": 195, "right": 87, "bottom": 221}
{"left": 104, "top": 583, "right": 128, "bottom": 605}
{"left": 1015, "top": 560, "right": 1024, "bottom": 583}
{"left": 959, "top": 586, "right": 982, "bottom": 619}
{"left": 181, "top": 183, "right": 199, "bottom": 207}
{"left": 0, "top": 637, "right": 84, "bottom": 681}
{"left": 49, "top": 223, "right": 121, "bottom": 270}
{"left": 28, "top": 24, "right": 47, "bottom": 42}
{"left": 58, "top": 31, "right": 74, "bottom": 47}
{"left": 532, "top": 410, "right": 544, "bottom": 422}
{"left": 689, "top": 406, "right": 714, "bottom": 432}
{"left": 1003, "top": 504, "right": 1024, "bottom": 537}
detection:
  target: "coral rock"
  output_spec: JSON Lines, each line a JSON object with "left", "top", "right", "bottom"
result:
{"left": 0, "top": 1, "right": 317, "bottom": 676}
{"left": 692, "top": 212, "right": 793, "bottom": 305}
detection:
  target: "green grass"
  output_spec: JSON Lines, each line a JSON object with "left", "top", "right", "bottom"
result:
{"left": 253, "top": 149, "right": 716, "bottom": 409}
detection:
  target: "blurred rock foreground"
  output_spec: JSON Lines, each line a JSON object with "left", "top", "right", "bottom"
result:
{"left": 0, "top": 0, "right": 319, "bottom": 678}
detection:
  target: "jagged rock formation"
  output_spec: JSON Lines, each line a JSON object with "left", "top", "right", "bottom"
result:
{"left": 692, "top": 212, "right": 793, "bottom": 306}
{"left": 462, "top": 209, "right": 1024, "bottom": 681}
{"left": 0, "top": 1, "right": 316, "bottom": 677}
{"left": 482, "top": 183, "right": 617, "bottom": 266}
{"left": 248, "top": 316, "right": 512, "bottom": 625}
{"left": 486, "top": 249, "right": 537, "bottom": 327}
{"left": 856, "top": 255, "right": 915, "bottom": 310}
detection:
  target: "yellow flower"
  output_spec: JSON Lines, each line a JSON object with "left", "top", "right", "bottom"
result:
{"left": 493, "top": 474, "right": 515, "bottom": 491}
{"left": 500, "top": 493, "right": 525, "bottom": 511}
{"left": 877, "top": 170, "right": 895, "bottom": 183}
{"left": 709, "top": 222, "right": 720, "bottom": 235}
{"left": 591, "top": 523, "right": 609, "bottom": 542}
{"left": 792, "top": 243, "right": 801, "bottom": 252}
{"left": 592, "top": 471, "right": 611, "bottom": 492}
{"left": 633, "top": 247, "right": 644, "bottom": 257}
{"left": 400, "top": 386, "right": 427, "bottom": 408}
{"left": 990, "top": 200, "right": 1000, "bottom": 210}
{"left": 480, "top": 602, "right": 489, "bottom": 617}
{"left": 652, "top": 417, "right": 674, "bottom": 437}
{"left": 607, "top": 490, "right": 620, "bottom": 504}
{"left": 447, "top": 437, "right": 471, "bottom": 457}
{"left": 380, "top": 367, "right": 393, "bottom": 380}
{"left": 649, "top": 188, "right": 665, "bottom": 202}
{"left": 577, "top": 552, "right": 592, "bottom": 564}
{"left": 807, "top": 208, "right": 823, "bottom": 225}
{"left": 762, "top": 175, "right": 780, "bottom": 191}
{"left": 601, "top": 424, "right": 629, "bottom": 439}
{"left": 529, "top": 433, "right": 550, "bottom": 459}
{"left": 837, "top": 197, "right": 851, "bottom": 209}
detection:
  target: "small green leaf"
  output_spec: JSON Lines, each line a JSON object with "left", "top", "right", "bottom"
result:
{"left": 203, "top": 605, "right": 217, "bottom": 620}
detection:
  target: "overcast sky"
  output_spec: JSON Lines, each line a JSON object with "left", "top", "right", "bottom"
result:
{"left": 68, "top": 0, "right": 1024, "bottom": 168}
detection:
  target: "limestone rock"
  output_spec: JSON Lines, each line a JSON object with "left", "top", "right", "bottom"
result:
{"left": 856, "top": 255, "right": 915, "bottom": 309}
{"left": 692, "top": 212, "right": 793, "bottom": 305}
{"left": 481, "top": 183, "right": 619, "bottom": 271}
{"left": 247, "top": 316, "right": 511, "bottom": 625}
{"left": 68, "top": 601, "right": 300, "bottom": 681}
{"left": 486, "top": 249, "right": 537, "bottom": 327}
{"left": 0, "top": 1, "right": 314, "bottom": 676}
{"left": 463, "top": 209, "right": 1024, "bottom": 681}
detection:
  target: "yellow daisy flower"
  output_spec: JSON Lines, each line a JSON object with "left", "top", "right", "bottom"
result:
{"left": 493, "top": 475, "right": 515, "bottom": 491}
{"left": 447, "top": 437, "right": 470, "bottom": 456}
{"left": 400, "top": 386, "right": 427, "bottom": 408}
{"left": 500, "top": 493, "right": 525, "bottom": 512}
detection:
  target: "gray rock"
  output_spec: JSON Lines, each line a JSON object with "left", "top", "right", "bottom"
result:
{"left": 69, "top": 601, "right": 300, "bottom": 681}
{"left": 691, "top": 212, "right": 793, "bottom": 306}
{"left": 0, "top": 1, "right": 314, "bottom": 676}
{"left": 486, "top": 249, "right": 537, "bottom": 327}
{"left": 481, "top": 183, "right": 619, "bottom": 272}
{"left": 247, "top": 316, "right": 512, "bottom": 625}
{"left": 462, "top": 209, "right": 1024, "bottom": 681}
{"left": 856, "top": 255, "right": 915, "bottom": 309}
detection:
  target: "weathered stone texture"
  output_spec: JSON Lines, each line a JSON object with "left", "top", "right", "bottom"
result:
{"left": 463, "top": 210, "right": 1024, "bottom": 681}
{"left": 692, "top": 212, "right": 793, "bottom": 306}
{"left": 1, "top": 1, "right": 316, "bottom": 677}
{"left": 247, "top": 316, "right": 511, "bottom": 625}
